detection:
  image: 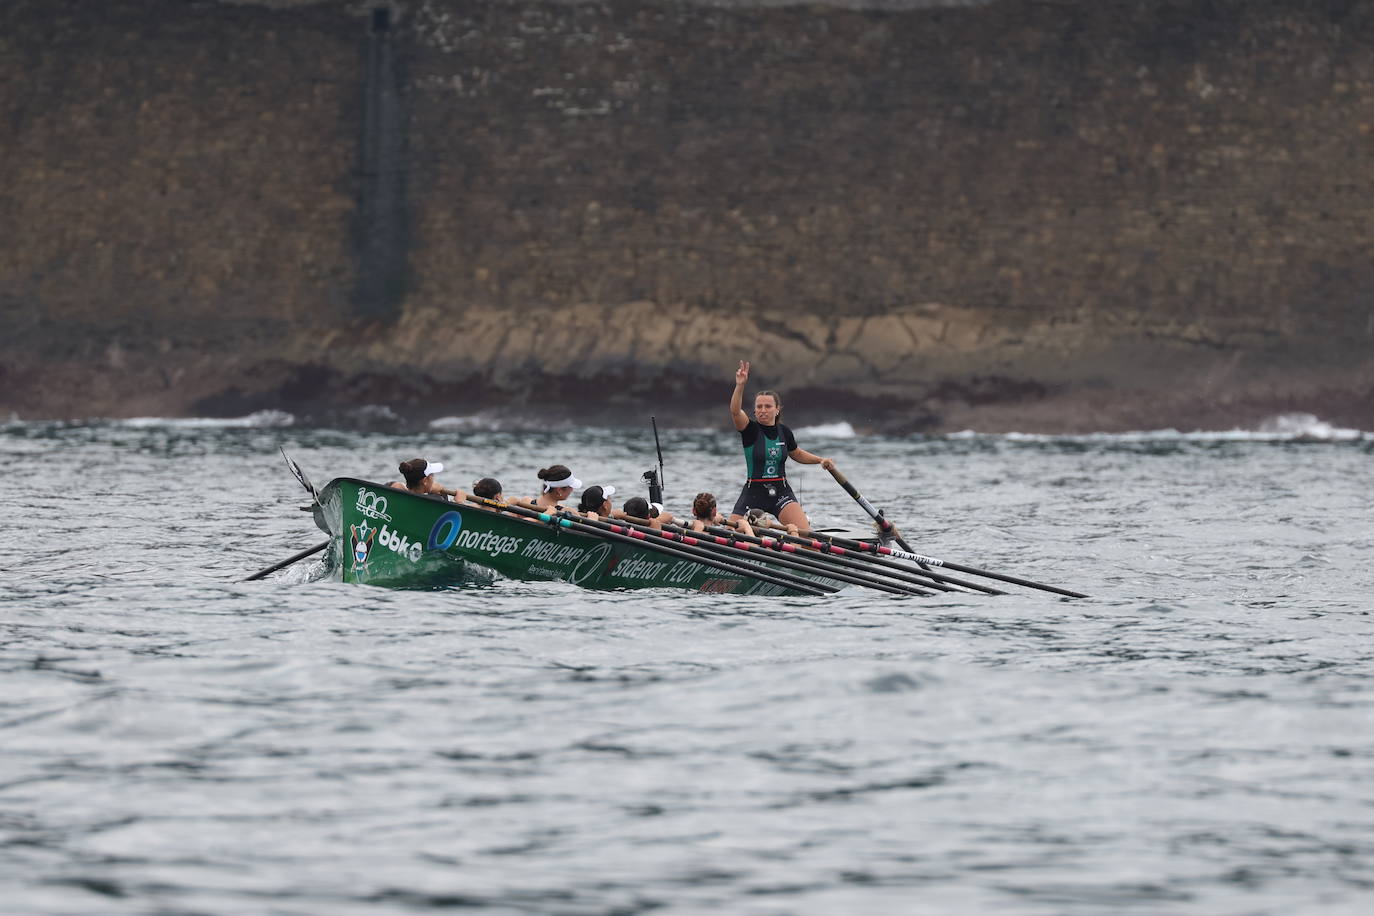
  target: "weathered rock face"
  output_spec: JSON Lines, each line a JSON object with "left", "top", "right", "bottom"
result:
{"left": 2, "top": 0, "right": 1373, "bottom": 430}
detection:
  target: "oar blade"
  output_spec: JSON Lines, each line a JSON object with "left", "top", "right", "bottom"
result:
{"left": 280, "top": 447, "right": 318, "bottom": 502}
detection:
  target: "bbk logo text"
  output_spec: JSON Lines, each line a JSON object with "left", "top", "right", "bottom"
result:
{"left": 380, "top": 525, "right": 423, "bottom": 563}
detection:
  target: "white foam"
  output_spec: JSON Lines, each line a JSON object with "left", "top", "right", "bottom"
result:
{"left": 1255, "top": 412, "right": 1362, "bottom": 440}
{"left": 792, "top": 421, "right": 857, "bottom": 438}
{"left": 429, "top": 414, "right": 502, "bottom": 431}
{"left": 957, "top": 413, "right": 1366, "bottom": 443}
{"left": 117, "top": 410, "right": 296, "bottom": 429}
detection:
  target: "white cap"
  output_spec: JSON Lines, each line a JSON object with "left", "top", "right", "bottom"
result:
{"left": 649, "top": 502, "right": 664, "bottom": 517}
{"left": 424, "top": 461, "right": 444, "bottom": 476}
{"left": 581, "top": 484, "right": 615, "bottom": 508}
{"left": 542, "top": 473, "right": 582, "bottom": 491}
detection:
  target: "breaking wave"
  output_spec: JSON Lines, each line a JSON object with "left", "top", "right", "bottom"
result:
{"left": 792, "top": 421, "right": 857, "bottom": 438}
{"left": 429, "top": 413, "right": 508, "bottom": 431}
{"left": 115, "top": 410, "right": 296, "bottom": 428}
{"left": 949, "top": 413, "right": 1366, "bottom": 443}
{"left": 4, "top": 410, "right": 1363, "bottom": 442}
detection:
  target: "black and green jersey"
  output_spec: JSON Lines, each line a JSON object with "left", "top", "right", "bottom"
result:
{"left": 740, "top": 420, "right": 798, "bottom": 481}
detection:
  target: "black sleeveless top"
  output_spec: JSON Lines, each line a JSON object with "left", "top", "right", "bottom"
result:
{"left": 740, "top": 420, "right": 798, "bottom": 482}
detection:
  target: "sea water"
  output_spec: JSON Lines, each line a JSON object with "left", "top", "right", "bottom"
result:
{"left": 2, "top": 414, "right": 1372, "bottom": 914}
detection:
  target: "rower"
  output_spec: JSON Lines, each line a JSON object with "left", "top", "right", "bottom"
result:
{"left": 389, "top": 458, "right": 465, "bottom": 501}
{"left": 749, "top": 508, "right": 798, "bottom": 538}
{"left": 576, "top": 484, "right": 616, "bottom": 520}
{"left": 617, "top": 495, "right": 674, "bottom": 530}
{"left": 689, "top": 492, "right": 720, "bottom": 533}
{"left": 687, "top": 492, "right": 755, "bottom": 537}
{"left": 726, "top": 360, "right": 833, "bottom": 533}
{"left": 529, "top": 465, "right": 581, "bottom": 511}
{"left": 472, "top": 477, "right": 503, "bottom": 500}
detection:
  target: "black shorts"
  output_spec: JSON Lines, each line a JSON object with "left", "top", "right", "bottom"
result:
{"left": 731, "top": 481, "right": 797, "bottom": 518}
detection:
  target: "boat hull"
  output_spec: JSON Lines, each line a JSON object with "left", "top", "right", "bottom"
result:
{"left": 319, "top": 479, "right": 841, "bottom": 596}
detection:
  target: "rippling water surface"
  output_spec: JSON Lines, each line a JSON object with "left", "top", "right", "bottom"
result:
{"left": 3, "top": 416, "right": 1373, "bottom": 914}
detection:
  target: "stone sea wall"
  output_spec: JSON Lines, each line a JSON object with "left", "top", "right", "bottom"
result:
{"left": 2, "top": 0, "right": 1372, "bottom": 430}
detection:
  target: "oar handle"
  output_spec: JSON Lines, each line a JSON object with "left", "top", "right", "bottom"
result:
{"left": 826, "top": 464, "right": 896, "bottom": 534}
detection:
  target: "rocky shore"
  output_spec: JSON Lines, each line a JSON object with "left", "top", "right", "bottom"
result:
{"left": 7, "top": 298, "right": 1373, "bottom": 432}
{"left": 3, "top": 0, "right": 1372, "bottom": 431}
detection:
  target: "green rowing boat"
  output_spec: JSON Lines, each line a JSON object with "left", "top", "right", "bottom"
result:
{"left": 317, "top": 478, "right": 846, "bottom": 596}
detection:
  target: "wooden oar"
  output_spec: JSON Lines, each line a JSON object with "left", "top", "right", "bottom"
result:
{"left": 824, "top": 464, "right": 917, "bottom": 553}
{"left": 244, "top": 540, "right": 329, "bottom": 582}
{"left": 697, "top": 522, "right": 995, "bottom": 595}
{"left": 667, "top": 522, "right": 946, "bottom": 595}
{"left": 625, "top": 520, "right": 935, "bottom": 596}
{"left": 788, "top": 526, "right": 1088, "bottom": 599}
{"left": 484, "top": 500, "right": 833, "bottom": 596}
{"left": 746, "top": 519, "right": 1003, "bottom": 595}
{"left": 562, "top": 512, "right": 860, "bottom": 595}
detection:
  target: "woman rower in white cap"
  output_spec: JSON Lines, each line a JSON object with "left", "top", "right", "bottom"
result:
{"left": 576, "top": 484, "right": 616, "bottom": 520}
{"left": 531, "top": 464, "right": 582, "bottom": 511}
{"left": 388, "top": 458, "right": 465, "bottom": 500}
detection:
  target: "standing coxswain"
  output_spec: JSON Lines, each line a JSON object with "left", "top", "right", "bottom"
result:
{"left": 727, "top": 360, "right": 834, "bottom": 533}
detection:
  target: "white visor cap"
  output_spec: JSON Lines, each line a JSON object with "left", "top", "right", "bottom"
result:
{"left": 424, "top": 462, "right": 444, "bottom": 476}
{"left": 542, "top": 474, "right": 582, "bottom": 491}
